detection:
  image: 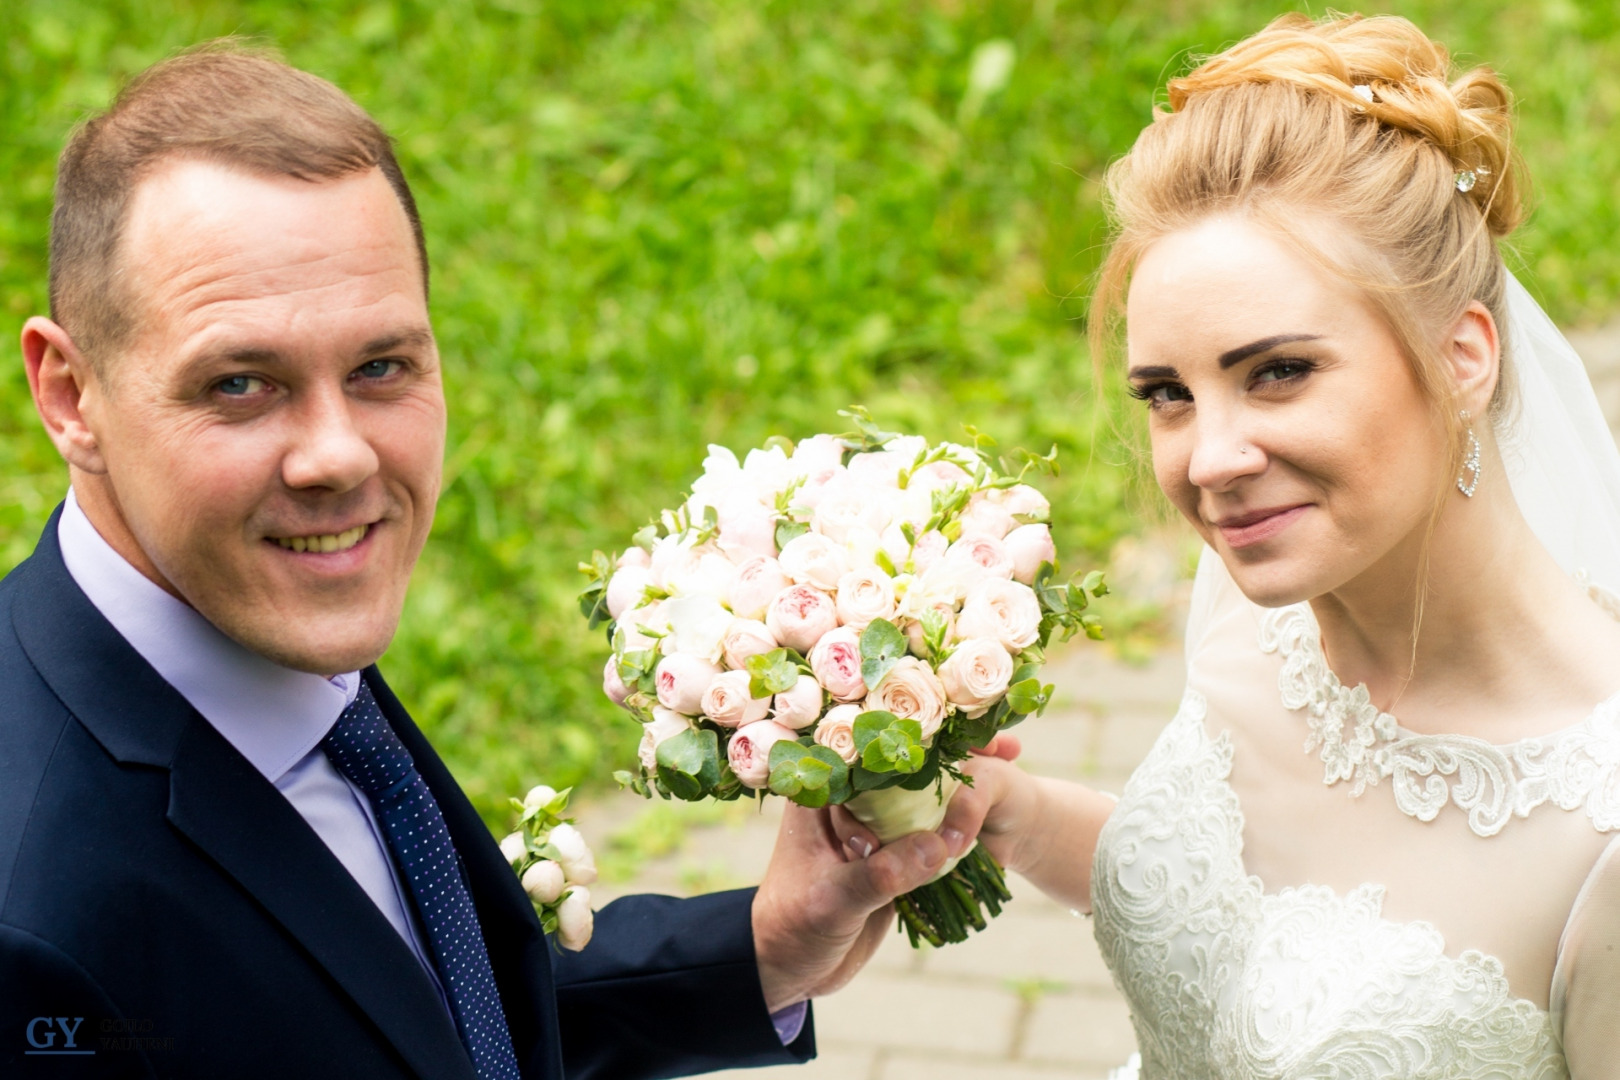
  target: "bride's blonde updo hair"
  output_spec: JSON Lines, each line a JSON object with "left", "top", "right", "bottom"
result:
{"left": 1092, "top": 11, "right": 1526, "bottom": 449}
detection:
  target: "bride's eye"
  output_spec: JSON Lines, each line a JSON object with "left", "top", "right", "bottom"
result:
{"left": 1251, "top": 358, "right": 1315, "bottom": 386}
{"left": 1127, "top": 381, "right": 1192, "bottom": 410}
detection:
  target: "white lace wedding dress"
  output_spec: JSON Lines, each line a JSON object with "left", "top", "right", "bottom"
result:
{"left": 1091, "top": 553, "right": 1620, "bottom": 1079}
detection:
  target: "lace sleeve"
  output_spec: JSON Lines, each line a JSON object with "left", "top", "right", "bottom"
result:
{"left": 1551, "top": 834, "right": 1620, "bottom": 1079}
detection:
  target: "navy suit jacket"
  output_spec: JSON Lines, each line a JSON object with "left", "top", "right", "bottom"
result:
{"left": 0, "top": 508, "right": 814, "bottom": 1077}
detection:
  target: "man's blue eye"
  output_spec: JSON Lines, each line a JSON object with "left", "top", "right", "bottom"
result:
{"left": 357, "top": 360, "right": 395, "bottom": 378}
{"left": 218, "top": 375, "right": 259, "bottom": 395}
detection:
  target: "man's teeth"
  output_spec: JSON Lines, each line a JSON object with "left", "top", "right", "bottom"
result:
{"left": 274, "top": 525, "right": 368, "bottom": 554}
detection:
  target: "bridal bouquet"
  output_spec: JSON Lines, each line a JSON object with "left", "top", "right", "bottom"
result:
{"left": 578, "top": 410, "right": 1106, "bottom": 946}
{"left": 500, "top": 785, "right": 596, "bottom": 951}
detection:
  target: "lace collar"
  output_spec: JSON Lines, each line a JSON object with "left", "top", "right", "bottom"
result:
{"left": 1258, "top": 604, "right": 1620, "bottom": 838}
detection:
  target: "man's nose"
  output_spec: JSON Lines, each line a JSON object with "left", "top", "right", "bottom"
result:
{"left": 1185, "top": 413, "right": 1265, "bottom": 493}
{"left": 281, "top": 386, "right": 379, "bottom": 493}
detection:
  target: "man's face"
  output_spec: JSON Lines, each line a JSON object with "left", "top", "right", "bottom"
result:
{"left": 77, "top": 160, "right": 445, "bottom": 674}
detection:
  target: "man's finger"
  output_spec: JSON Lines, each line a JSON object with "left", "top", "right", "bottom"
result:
{"left": 828, "top": 804, "right": 881, "bottom": 862}
{"left": 939, "top": 774, "right": 991, "bottom": 859}
{"left": 839, "top": 830, "right": 949, "bottom": 911}
{"left": 971, "top": 733, "right": 1022, "bottom": 761}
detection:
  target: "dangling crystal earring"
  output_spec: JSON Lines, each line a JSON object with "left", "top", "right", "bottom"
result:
{"left": 1457, "top": 410, "right": 1482, "bottom": 497}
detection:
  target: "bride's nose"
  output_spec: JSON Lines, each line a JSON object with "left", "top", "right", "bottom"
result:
{"left": 1185, "top": 415, "right": 1266, "bottom": 493}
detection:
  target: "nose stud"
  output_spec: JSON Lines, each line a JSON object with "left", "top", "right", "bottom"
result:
{"left": 1239, "top": 446, "right": 1250, "bottom": 455}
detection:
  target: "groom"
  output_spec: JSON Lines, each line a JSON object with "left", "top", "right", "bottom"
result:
{"left": 0, "top": 45, "right": 981, "bottom": 1078}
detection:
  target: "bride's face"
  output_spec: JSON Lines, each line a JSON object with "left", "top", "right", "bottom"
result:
{"left": 1125, "top": 215, "right": 1450, "bottom": 607}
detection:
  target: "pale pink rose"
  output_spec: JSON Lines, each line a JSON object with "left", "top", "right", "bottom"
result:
{"left": 790, "top": 433, "right": 846, "bottom": 476}
{"left": 648, "top": 535, "right": 702, "bottom": 589}
{"left": 548, "top": 822, "right": 598, "bottom": 886}
{"left": 617, "top": 547, "right": 651, "bottom": 570}
{"left": 727, "top": 720, "right": 799, "bottom": 788}
{"left": 937, "top": 638, "right": 1015, "bottom": 718}
{"left": 702, "top": 670, "right": 771, "bottom": 728}
{"left": 903, "top": 606, "right": 956, "bottom": 656}
{"left": 717, "top": 502, "right": 779, "bottom": 562}
{"left": 989, "top": 483, "right": 1051, "bottom": 521}
{"left": 835, "top": 567, "right": 896, "bottom": 631}
{"left": 773, "top": 674, "right": 825, "bottom": 730}
{"left": 956, "top": 495, "right": 1017, "bottom": 540}
{"left": 778, "top": 532, "right": 850, "bottom": 591}
{"left": 868, "top": 657, "right": 950, "bottom": 741}
{"left": 957, "top": 578, "right": 1042, "bottom": 654}
{"left": 813, "top": 703, "right": 862, "bottom": 763}
{"left": 943, "top": 534, "right": 1015, "bottom": 584}
{"left": 656, "top": 653, "right": 723, "bottom": 714}
{"left": 907, "top": 459, "right": 973, "bottom": 494}
{"left": 522, "top": 859, "right": 566, "bottom": 904}
{"left": 729, "top": 556, "right": 792, "bottom": 620}
{"left": 809, "top": 627, "right": 866, "bottom": 702}
{"left": 910, "top": 530, "right": 949, "bottom": 575}
{"left": 766, "top": 585, "right": 839, "bottom": 653}
{"left": 844, "top": 449, "right": 911, "bottom": 489}
{"left": 721, "top": 618, "right": 778, "bottom": 670}
{"left": 790, "top": 466, "right": 843, "bottom": 511}
{"left": 638, "top": 707, "right": 692, "bottom": 771}
{"left": 665, "top": 552, "right": 737, "bottom": 605}
{"left": 616, "top": 602, "right": 668, "bottom": 651}
{"left": 1004, "top": 523, "right": 1056, "bottom": 585}
{"left": 603, "top": 656, "right": 633, "bottom": 706}
{"left": 812, "top": 480, "right": 893, "bottom": 542}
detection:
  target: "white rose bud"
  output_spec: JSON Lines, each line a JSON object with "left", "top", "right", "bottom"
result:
{"left": 990, "top": 483, "right": 1051, "bottom": 521}
{"left": 778, "top": 532, "right": 850, "bottom": 591}
{"left": 499, "top": 832, "right": 527, "bottom": 867}
{"left": 957, "top": 578, "right": 1042, "bottom": 654}
{"left": 603, "top": 656, "right": 633, "bottom": 706}
{"left": 937, "top": 638, "right": 1015, "bottom": 718}
{"left": 773, "top": 674, "right": 825, "bottom": 730}
{"left": 639, "top": 707, "right": 692, "bottom": 771}
{"left": 765, "top": 584, "right": 839, "bottom": 654}
{"left": 811, "top": 480, "right": 893, "bottom": 542}
{"left": 655, "top": 652, "right": 722, "bottom": 715}
{"left": 834, "top": 567, "right": 897, "bottom": 631}
{"left": 522, "top": 859, "right": 566, "bottom": 904}
{"left": 957, "top": 494, "right": 1018, "bottom": 540}
{"left": 729, "top": 556, "right": 792, "bottom": 621}
{"left": 556, "top": 887, "right": 594, "bottom": 951}
{"left": 523, "top": 784, "right": 558, "bottom": 811}
{"left": 813, "top": 703, "right": 862, "bottom": 764}
{"left": 702, "top": 670, "right": 771, "bottom": 728}
{"left": 868, "top": 656, "right": 950, "bottom": 741}
{"left": 911, "top": 530, "right": 949, "bottom": 575}
{"left": 809, "top": 626, "right": 866, "bottom": 702}
{"left": 605, "top": 565, "right": 651, "bottom": 620}
{"left": 727, "top": 719, "right": 799, "bottom": 788}
{"left": 547, "top": 822, "right": 598, "bottom": 886}
{"left": 721, "top": 618, "right": 778, "bottom": 670}
{"left": 1004, "top": 523, "right": 1056, "bottom": 585}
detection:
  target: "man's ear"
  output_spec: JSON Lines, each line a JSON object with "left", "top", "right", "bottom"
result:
{"left": 1447, "top": 301, "right": 1500, "bottom": 416}
{"left": 22, "top": 317, "right": 109, "bottom": 474}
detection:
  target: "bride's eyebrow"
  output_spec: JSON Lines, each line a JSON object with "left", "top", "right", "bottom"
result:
{"left": 1127, "top": 365, "right": 1179, "bottom": 380}
{"left": 1218, "top": 333, "right": 1322, "bottom": 369}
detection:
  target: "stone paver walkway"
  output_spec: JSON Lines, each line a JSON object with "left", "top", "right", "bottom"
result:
{"left": 584, "top": 642, "right": 1187, "bottom": 1079}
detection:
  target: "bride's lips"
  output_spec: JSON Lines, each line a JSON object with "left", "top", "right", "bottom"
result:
{"left": 1211, "top": 504, "right": 1310, "bottom": 549}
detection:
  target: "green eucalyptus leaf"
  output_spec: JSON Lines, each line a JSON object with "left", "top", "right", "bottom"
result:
{"left": 746, "top": 648, "right": 801, "bottom": 699}
{"left": 859, "top": 618, "right": 908, "bottom": 690}
{"left": 854, "top": 711, "right": 925, "bottom": 774}
{"left": 655, "top": 727, "right": 721, "bottom": 801}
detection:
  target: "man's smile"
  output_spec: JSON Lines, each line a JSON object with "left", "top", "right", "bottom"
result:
{"left": 271, "top": 523, "right": 371, "bottom": 554}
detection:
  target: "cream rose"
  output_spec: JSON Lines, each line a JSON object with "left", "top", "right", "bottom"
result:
{"left": 956, "top": 495, "right": 1017, "bottom": 540}
{"left": 773, "top": 674, "right": 825, "bottom": 730}
{"left": 603, "top": 656, "right": 632, "bottom": 706}
{"left": 499, "top": 832, "right": 526, "bottom": 866}
{"left": 809, "top": 626, "right": 866, "bottom": 702}
{"left": 616, "top": 602, "right": 668, "bottom": 651}
{"left": 812, "top": 480, "right": 893, "bottom": 542}
{"left": 617, "top": 546, "right": 652, "bottom": 570}
{"left": 990, "top": 483, "right": 1051, "bottom": 521}
{"left": 547, "top": 823, "right": 599, "bottom": 886}
{"left": 868, "top": 657, "right": 950, "bottom": 741}
{"left": 778, "top": 532, "right": 850, "bottom": 591}
{"left": 717, "top": 501, "right": 779, "bottom": 562}
{"left": 765, "top": 584, "right": 839, "bottom": 654}
{"left": 727, "top": 720, "right": 799, "bottom": 788}
{"left": 702, "top": 670, "right": 771, "bottom": 728}
{"left": 522, "top": 859, "right": 565, "bottom": 904}
{"left": 523, "top": 784, "right": 558, "bottom": 811}
{"left": 957, "top": 578, "right": 1042, "bottom": 654}
{"left": 638, "top": 707, "right": 692, "bottom": 771}
{"left": 730, "top": 556, "right": 791, "bottom": 620}
{"left": 834, "top": 567, "right": 896, "bottom": 631}
{"left": 943, "top": 534, "right": 1015, "bottom": 585}
{"left": 907, "top": 459, "right": 972, "bottom": 494}
{"left": 813, "top": 703, "right": 862, "bottom": 764}
{"left": 721, "top": 618, "right": 778, "bottom": 670}
{"left": 1004, "top": 523, "right": 1056, "bottom": 585}
{"left": 655, "top": 652, "right": 723, "bottom": 714}
{"left": 937, "top": 637, "right": 1015, "bottom": 718}
{"left": 910, "top": 530, "right": 949, "bottom": 575}
{"left": 605, "top": 565, "right": 651, "bottom": 620}
{"left": 556, "top": 887, "right": 594, "bottom": 951}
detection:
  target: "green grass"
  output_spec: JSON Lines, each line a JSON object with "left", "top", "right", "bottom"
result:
{"left": 3, "top": 0, "right": 1619, "bottom": 829}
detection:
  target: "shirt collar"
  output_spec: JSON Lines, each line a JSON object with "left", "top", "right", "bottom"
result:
{"left": 57, "top": 488, "right": 359, "bottom": 783}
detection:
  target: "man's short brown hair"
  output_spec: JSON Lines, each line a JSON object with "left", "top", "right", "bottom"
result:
{"left": 50, "top": 41, "right": 428, "bottom": 369}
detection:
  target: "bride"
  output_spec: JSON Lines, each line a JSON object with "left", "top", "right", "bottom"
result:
{"left": 873, "top": 12, "right": 1620, "bottom": 1077}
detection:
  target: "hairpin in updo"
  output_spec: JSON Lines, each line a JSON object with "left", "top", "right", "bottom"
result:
{"left": 1456, "top": 164, "right": 1490, "bottom": 193}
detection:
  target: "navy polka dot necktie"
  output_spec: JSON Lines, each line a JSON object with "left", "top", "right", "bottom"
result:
{"left": 323, "top": 680, "right": 522, "bottom": 1080}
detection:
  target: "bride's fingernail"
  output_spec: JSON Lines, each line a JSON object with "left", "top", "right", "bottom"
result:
{"left": 846, "top": 836, "right": 873, "bottom": 860}
{"left": 942, "top": 828, "right": 967, "bottom": 856}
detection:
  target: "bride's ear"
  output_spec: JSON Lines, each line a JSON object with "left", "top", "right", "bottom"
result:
{"left": 1446, "top": 301, "right": 1500, "bottom": 415}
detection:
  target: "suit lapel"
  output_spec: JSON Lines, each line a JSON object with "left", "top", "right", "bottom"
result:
{"left": 12, "top": 508, "right": 476, "bottom": 1080}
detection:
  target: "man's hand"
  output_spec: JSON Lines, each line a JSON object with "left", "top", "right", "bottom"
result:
{"left": 750, "top": 785, "right": 991, "bottom": 1013}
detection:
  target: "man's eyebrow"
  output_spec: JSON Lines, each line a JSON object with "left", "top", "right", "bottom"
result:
{"left": 1217, "top": 333, "right": 1322, "bottom": 370}
{"left": 359, "top": 328, "right": 435, "bottom": 356}
{"left": 1126, "top": 365, "right": 1179, "bottom": 380}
